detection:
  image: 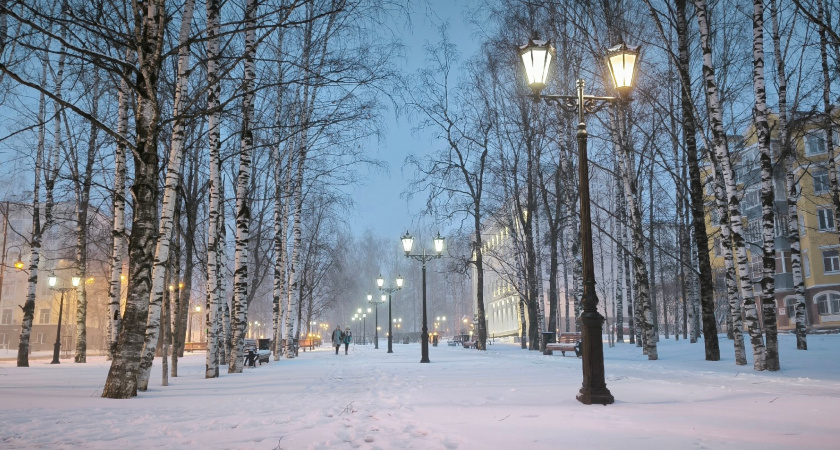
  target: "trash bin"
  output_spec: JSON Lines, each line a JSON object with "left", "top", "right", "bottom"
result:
{"left": 541, "top": 331, "right": 555, "bottom": 355}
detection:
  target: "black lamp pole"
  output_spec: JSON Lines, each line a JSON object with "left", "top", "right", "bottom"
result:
{"left": 520, "top": 38, "right": 639, "bottom": 406}
{"left": 377, "top": 276, "right": 403, "bottom": 354}
{"left": 401, "top": 232, "right": 444, "bottom": 363}
{"left": 50, "top": 289, "right": 67, "bottom": 364}
{"left": 368, "top": 295, "right": 385, "bottom": 349}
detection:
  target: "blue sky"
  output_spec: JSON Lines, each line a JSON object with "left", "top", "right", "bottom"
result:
{"left": 346, "top": 0, "right": 480, "bottom": 240}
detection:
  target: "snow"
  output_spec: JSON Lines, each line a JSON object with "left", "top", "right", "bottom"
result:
{"left": 1, "top": 334, "right": 838, "bottom": 449}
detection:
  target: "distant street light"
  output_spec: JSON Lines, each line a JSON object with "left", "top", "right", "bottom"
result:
{"left": 377, "top": 274, "right": 403, "bottom": 353}
{"left": 519, "top": 37, "right": 639, "bottom": 406}
{"left": 49, "top": 275, "right": 80, "bottom": 364}
{"left": 400, "top": 231, "right": 445, "bottom": 363}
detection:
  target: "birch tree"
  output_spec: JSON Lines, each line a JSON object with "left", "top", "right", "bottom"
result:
{"left": 229, "top": 0, "right": 258, "bottom": 373}
{"left": 695, "top": 0, "right": 765, "bottom": 371}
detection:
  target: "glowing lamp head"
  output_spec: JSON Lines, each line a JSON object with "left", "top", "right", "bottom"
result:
{"left": 71, "top": 277, "right": 81, "bottom": 287}
{"left": 401, "top": 231, "right": 414, "bottom": 255}
{"left": 367, "top": 293, "right": 373, "bottom": 302}
{"left": 396, "top": 275, "right": 403, "bottom": 288}
{"left": 519, "top": 38, "right": 554, "bottom": 96}
{"left": 606, "top": 42, "right": 640, "bottom": 95}
{"left": 48, "top": 275, "right": 57, "bottom": 287}
{"left": 376, "top": 275, "right": 384, "bottom": 288}
{"left": 433, "top": 232, "right": 445, "bottom": 255}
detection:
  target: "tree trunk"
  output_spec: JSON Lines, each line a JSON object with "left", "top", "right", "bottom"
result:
{"left": 136, "top": 0, "right": 196, "bottom": 391}
{"left": 102, "top": 0, "right": 165, "bottom": 398}
{"left": 229, "top": 0, "right": 258, "bottom": 374}
{"left": 675, "top": 0, "right": 720, "bottom": 359}
{"left": 73, "top": 71, "right": 99, "bottom": 363}
{"left": 751, "top": 0, "right": 780, "bottom": 371}
{"left": 695, "top": 0, "right": 765, "bottom": 370}
{"left": 203, "top": 0, "right": 222, "bottom": 378}
{"left": 770, "top": 0, "right": 807, "bottom": 351}
{"left": 107, "top": 50, "right": 131, "bottom": 361}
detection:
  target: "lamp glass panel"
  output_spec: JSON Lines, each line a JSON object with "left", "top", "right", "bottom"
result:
{"left": 49, "top": 276, "right": 57, "bottom": 287}
{"left": 521, "top": 48, "right": 551, "bottom": 86}
{"left": 396, "top": 276, "right": 403, "bottom": 287}
{"left": 71, "top": 277, "right": 81, "bottom": 287}
{"left": 401, "top": 234, "right": 414, "bottom": 253}
{"left": 608, "top": 52, "right": 636, "bottom": 89}
{"left": 434, "top": 235, "right": 445, "bottom": 254}
{"left": 377, "top": 276, "right": 384, "bottom": 287}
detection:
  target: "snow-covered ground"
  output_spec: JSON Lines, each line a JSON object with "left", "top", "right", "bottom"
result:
{"left": 1, "top": 334, "right": 838, "bottom": 449}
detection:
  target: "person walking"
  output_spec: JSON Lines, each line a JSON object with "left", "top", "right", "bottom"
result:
{"left": 343, "top": 327, "right": 352, "bottom": 355}
{"left": 332, "top": 325, "right": 344, "bottom": 355}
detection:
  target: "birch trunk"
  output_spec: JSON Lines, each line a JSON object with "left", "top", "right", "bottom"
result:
{"left": 228, "top": 0, "right": 258, "bottom": 374}
{"left": 136, "top": 0, "right": 196, "bottom": 391}
{"left": 16, "top": 51, "right": 50, "bottom": 367}
{"left": 695, "top": 0, "right": 765, "bottom": 370}
{"left": 615, "top": 120, "right": 657, "bottom": 360}
{"left": 204, "top": 0, "right": 222, "bottom": 377}
{"left": 73, "top": 72, "right": 99, "bottom": 363}
{"left": 107, "top": 51, "right": 131, "bottom": 361}
{"left": 675, "top": 0, "right": 720, "bottom": 359}
{"left": 102, "top": 0, "right": 165, "bottom": 398}
{"left": 712, "top": 159, "right": 748, "bottom": 365}
{"left": 770, "top": 0, "right": 807, "bottom": 351}
{"left": 751, "top": 0, "right": 780, "bottom": 371}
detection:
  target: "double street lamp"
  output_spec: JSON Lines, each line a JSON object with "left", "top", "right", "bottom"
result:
{"left": 49, "top": 275, "right": 80, "bottom": 364}
{"left": 377, "top": 274, "right": 403, "bottom": 353}
{"left": 400, "top": 231, "right": 445, "bottom": 363}
{"left": 519, "top": 38, "right": 639, "bottom": 406}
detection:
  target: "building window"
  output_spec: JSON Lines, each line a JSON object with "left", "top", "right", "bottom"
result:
{"left": 804, "top": 252, "right": 811, "bottom": 277}
{"left": 805, "top": 130, "right": 827, "bottom": 156}
{"left": 751, "top": 253, "right": 763, "bottom": 279}
{"left": 746, "top": 219, "right": 762, "bottom": 244}
{"left": 38, "top": 308, "right": 50, "bottom": 324}
{"left": 800, "top": 213, "right": 806, "bottom": 236}
{"left": 35, "top": 333, "right": 44, "bottom": 344}
{"left": 1, "top": 308, "right": 11, "bottom": 325}
{"left": 0, "top": 334, "right": 7, "bottom": 348}
{"left": 817, "top": 208, "right": 835, "bottom": 231}
{"left": 823, "top": 250, "right": 840, "bottom": 273}
{"left": 816, "top": 292, "right": 840, "bottom": 315}
{"left": 784, "top": 297, "right": 797, "bottom": 319}
{"left": 813, "top": 168, "right": 830, "bottom": 194}
{"left": 775, "top": 215, "right": 789, "bottom": 237}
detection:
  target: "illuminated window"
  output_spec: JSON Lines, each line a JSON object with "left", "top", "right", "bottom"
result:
{"left": 38, "top": 308, "right": 50, "bottom": 324}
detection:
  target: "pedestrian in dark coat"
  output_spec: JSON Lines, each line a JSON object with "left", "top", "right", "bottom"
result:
{"left": 332, "top": 325, "right": 344, "bottom": 355}
{"left": 343, "top": 327, "right": 352, "bottom": 355}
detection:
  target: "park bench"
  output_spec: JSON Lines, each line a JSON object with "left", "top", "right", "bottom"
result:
{"left": 244, "top": 339, "right": 271, "bottom": 367}
{"left": 545, "top": 332, "right": 582, "bottom": 357}
{"left": 183, "top": 342, "right": 207, "bottom": 352}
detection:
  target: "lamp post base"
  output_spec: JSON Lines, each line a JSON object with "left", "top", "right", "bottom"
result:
{"left": 576, "top": 311, "right": 614, "bottom": 405}
{"left": 51, "top": 343, "right": 61, "bottom": 364}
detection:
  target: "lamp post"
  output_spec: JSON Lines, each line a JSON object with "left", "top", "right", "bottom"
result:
{"left": 377, "top": 274, "right": 403, "bottom": 353}
{"left": 400, "top": 231, "right": 445, "bottom": 363}
{"left": 367, "top": 290, "right": 385, "bottom": 350}
{"left": 519, "top": 38, "right": 639, "bottom": 406}
{"left": 362, "top": 312, "right": 367, "bottom": 345}
{"left": 49, "top": 275, "right": 80, "bottom": 364}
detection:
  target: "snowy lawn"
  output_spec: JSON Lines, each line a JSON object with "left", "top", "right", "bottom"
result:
{"left": 1, "top": 334, "right": 838, "bottom": 449}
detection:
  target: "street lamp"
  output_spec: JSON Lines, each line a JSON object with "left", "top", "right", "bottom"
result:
{"left": 377, "top": 274, "right": 403, "bottom": 353}
{"left": 520, "top": 38, "right": 639, "bottom": 406}
{"left": 362, "top": 312, "right": 367, "bottom": 345}
{"left": 49, "top": 274, "right": 80, "bottom": 364}
{"left": 400, "top": 231, "right": 445, "bottom": 363}
{"left": 367, "top": 293, "right": 386, "bottom": 349}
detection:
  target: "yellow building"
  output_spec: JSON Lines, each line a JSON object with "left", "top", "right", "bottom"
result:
{"left": 704, "top": 112, "right": 840, "bottom": 332}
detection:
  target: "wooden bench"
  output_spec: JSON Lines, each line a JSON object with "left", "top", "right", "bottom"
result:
{"left": 183, "top": 342, "right": 207, "bottom": 352}
{"left": 545, "top": 332, "right": 582, "bottom": 357}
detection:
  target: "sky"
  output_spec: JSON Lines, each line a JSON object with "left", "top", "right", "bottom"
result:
{"left": 1, "top": 333, "right": 837, "bottom": 448}
{"left": 346, "top": 0, "right": 481, "bottom": 241}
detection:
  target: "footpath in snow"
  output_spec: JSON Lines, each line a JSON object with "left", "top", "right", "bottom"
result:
{"left": 1, "top": 334, "right": 838, "bottom": 449}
